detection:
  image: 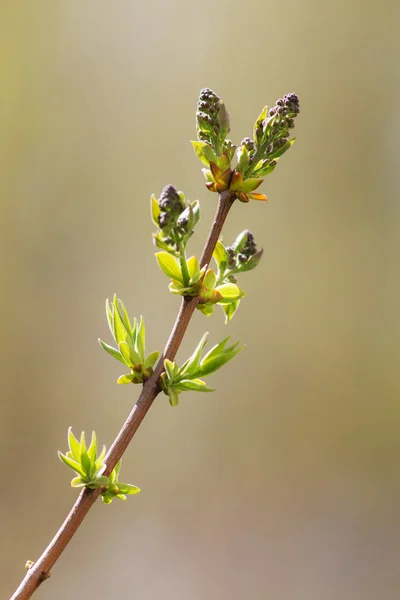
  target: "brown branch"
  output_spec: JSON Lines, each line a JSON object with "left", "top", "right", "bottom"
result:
{"left": 10, "top": 189, "right": 236, "bottom": 600}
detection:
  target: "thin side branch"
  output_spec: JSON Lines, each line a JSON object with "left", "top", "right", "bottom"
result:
{"left": 10, "top": 189, "right": 236, "bottom": 600}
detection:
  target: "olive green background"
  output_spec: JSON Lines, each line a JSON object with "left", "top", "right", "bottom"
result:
{"left": 1, "top": 1, "right": 399, "bottom": 599}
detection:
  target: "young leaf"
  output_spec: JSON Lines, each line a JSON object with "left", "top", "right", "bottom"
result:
{"left": 58, "top": 452, "right": 87, "bottom": 478}
{"left": 191, "top": 141, "right": 218, "bottom": 167}
{"left": 136, "top": 317, "right": 145, "bottom": 359}
{"left": 151, "top": 194, "right": 161, "bottom": 227}
{"left": 98, "top": 339, "right": 126, "bottom": 365}
{"left": 163, "top": 359, "right": 176, "bottom": 382}
{"left": 112, "top": 295, "right": 130, "bottom": 345}
{"left": 144, "top": 350, "right": 160, "bottom": 370}
{"left": 68, "top": 427, "right": 81, "bottom": 463}
{"left": 180, "top": 332, "right": 209, "bottom": 377}
{"left": 105, "top": 298, "right": 114, "bottom": 338}
{"left": 175, "top": 379, "right": 215, "bottom": 393}
{"left": 155, "top": 252, "right": 184, "bottom": 283}
{"left": 119, "top": 341, "right": 142, "bottom": 367}
{"left": 168, "top": 387, "right": 180, "bottom": 407}
{"left": 117, "top": 373, "right": 135, "bottom": 384}
{"left": 87, "top": 431, "right": 97, "bottom": 463}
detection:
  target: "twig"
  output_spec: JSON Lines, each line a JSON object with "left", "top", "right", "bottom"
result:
{"left": 10, "top": 189, "right": 236, "bottom": 600}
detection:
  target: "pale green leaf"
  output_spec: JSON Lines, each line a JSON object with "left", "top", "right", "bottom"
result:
{"left": 98, "top": 339, "right": 127, "bottom": 365}
{"left": 68, "top": 427, "right": 81, "bottom": 463}
{"left": 119, "top": 341, "right": 142, "bottom": 367}
{"left": 117, "top": 373, "right": 135, "bottom": 385}
{"left": 155, "top": 252, "right": 183, "bottom": 283}
{"left": 191, "top": 141, "right": 218, "bottom": 166}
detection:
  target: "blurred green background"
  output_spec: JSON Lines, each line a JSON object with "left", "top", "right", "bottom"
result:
{"left": 1, "top": 1, "right": 399, "bottom": 598}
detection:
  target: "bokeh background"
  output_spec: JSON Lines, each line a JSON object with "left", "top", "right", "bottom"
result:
{"left": 1, "top": 1, "right": 400, "bottom": 598}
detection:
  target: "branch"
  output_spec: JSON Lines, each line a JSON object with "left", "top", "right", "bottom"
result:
{"left": 10, "top": 189, "right": 236, "bottom": 600}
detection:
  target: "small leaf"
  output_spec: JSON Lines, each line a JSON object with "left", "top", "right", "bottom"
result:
{"left": 117, "top": 482, "right": 141, "bottom": 495}
{"left": 144, "top": 350, "right": 160, "bottom": 370}
{"left": 112, "top": 295, "right": 130, "bottom": 345}
{"left": 119, "top": 341, "right": 142, "bottom": 367}
{"left": 71, "top": 477, "right": 86, "bottom": 488}
{"left": 105, "top": 298, "right": 114, "bottom": 339}
{"left": 187, "top": 255, "right": 200, "bottom": 281}
{"left": 155, "top": 252, "right": 183, "bottom": 283}
{"left": 98, "top": 339, "right": 126, "bottom": 365}
{"left": 87, "top": 431, "right": 97, "bottom": 463}
{"left": 136, "top": 316, "right": 146, "bottom": 360}
{"left": 198, "top": 342, "right": 243, "bottom": 377}
{"left": 117, "top": 373, "right": 135, "bottom": 384}
{"left": 203, "top": 269, "right": 217, "bottom": 289}
{"left": 215, "top": 283, "right": 246, "bottom": 303}
{"left": 180, "top": 332, "right": 209, "bottom": 377}
{"left": 175, "top": 379, "right": 215, "bottom": 392}
{"left": 196, "top": 303, "right": 215, "bottom": 316}
{"left": 118, "top": 299, "right": 133, "bottom": 340}
{"left": 253, "top": 105, "right": 268, "bottom": 145}
{"left": 268, "top": 138, "right": 295, "bottom": 160}
{"left": 80, "top": 451, "right": 92, "bottom": 478}
{"left": 68, "top": 427, "right": 81, "bottom": 463}
{"left": 240, "top": 178, "right": 263, "bottom": 193}
{"left": 222, "top": 300, "right": 240, "bottom": 323}
{"left": 191, "top": 141, "right": 218, "bottom": 167}
{"left": 168, "top": 387, "right": 180, "bottom": 407}
{"left": 151, "top": 194, "right": 160, "bottom": 227}
{"left": 236, "top": 145, "right": 250, "bottom": 173}
{"left": 213, "top": 240, "right": 228, "bottom": 272}
{"left": 164, "top": 359, "right": 176, "bottom": 382}
{"left": 58, "top": 452, "right": 86, "bottom": 478}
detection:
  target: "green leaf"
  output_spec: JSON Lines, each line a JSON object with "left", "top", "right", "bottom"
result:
{"left": 80, "top": 431, "right": 87, "bottom": 455}
{"left": 196, "top": 303, "right": 215, "bottom": 316}
{"left": 119, "top": 341, "right": 142, "bottom": 367}
{"left": 203, "top": 269, "right": 217, "bottom": 289}
{"left": 253, "top": 105, "right": 268, "bottom": 146}
{"left": 240, "top": 177, "right": 263, "bottom": 193}
{"left": 71, "top": 477, "right": 86, "bottom": 488}
{"left": 80, "top": 450, "right": 92, "bottom": 478}
{"left": 144, "top": 350, "right": 160, "bottom": 369}
{"left": 117, "top": 373, "right": 135, "bottom": 384}
{"left": 213, "top": 240, "right": 227, "bottom": 272}
{"left": 87, "top": 431, "right": 97, "bottom": 463}
{"left": 98, "top": 339, "right": 126, "bottom": 365}
{"left": 236, "top": 145, "right": 250, "bottom": 173}
{"left": 118, "top": 299, "right": 133, "bottom": 339}
{"left": 105, "top": 298, "right": 114, "bottom": 338}
{"left": 168, "top": 387, "right": 180, "bottom": 407}
{"left": 95, "top": 446, "right": 106, "bottom": 470}
{"left": 222, "top": 301, "right": 240, "bottom": 323}
{"left": 112, "top": 295, "right": 130, "bottom": 345}
{"left": 151, "top": 194, "right": 160, "bottom": 227}
{"left": 117, "top": 482, "right": 141, "bottom": 495}
{"left": 155, "top": 252, "right": 183, "bottom": 283}
{"left": 255, "top": 161, "right": 277, "bottom": 177}
{"left": 187, "top": 255, "right": 200, "bottom": 281}
{"left": 68, "top": 427, "right": 81, "bottom": 463}
{"left": 163, "top": 359, "right": 176, "bottom": 382}
{"left": 198, "top": 342, "right": 243, "bottom": 377}
{"left": 268, "top": 138, "right": 295, "bottom": 160}
{"left": 58, "top": 452, "right": 86, "bottom": 478}
{"left": 175, "top": 378, "right": 215, "bottom": 392}
{"left": 215, "top": 283, "right": 245, "bottom": 303}
{"left": 237, "top": 249, "right": 263, "bottom": 273}
{"left": 180, "top": 332, "right": 209, "bottom": 377}
{"left": 191, "top": 141, "right": 218, "bottom": 167}
{"left": 136, "top": 317, "right": 145, "bottom": 359}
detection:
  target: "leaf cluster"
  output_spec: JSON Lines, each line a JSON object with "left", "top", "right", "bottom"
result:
{"left": 99, "top": 295, "right": 159, "bottom": 384}
{"left": 58, "top": 428, "right": 140, "bottom": 504}
{"left": 160, "top": 333, "right": 243, "bottom": 406}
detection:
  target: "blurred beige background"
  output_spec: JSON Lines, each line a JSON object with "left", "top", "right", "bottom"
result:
{"left": 1, "top": 1, "right": 400, "bottom": 598}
